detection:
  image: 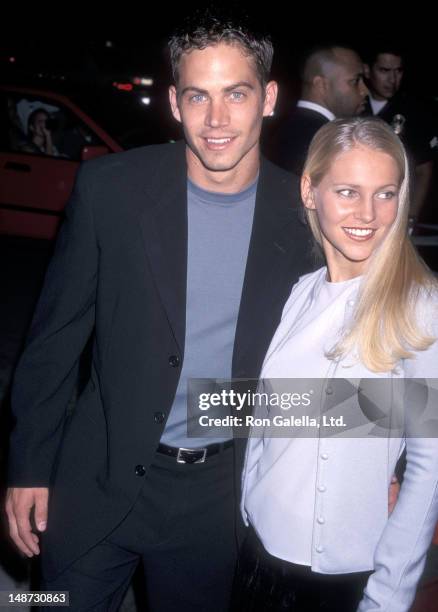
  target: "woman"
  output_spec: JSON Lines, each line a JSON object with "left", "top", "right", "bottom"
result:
{"left": 233, "top": 117, "right": 438, "bottom": 611}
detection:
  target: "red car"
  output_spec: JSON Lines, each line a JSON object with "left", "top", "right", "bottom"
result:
{"left": 1, "top": 85, "right": 123, "bottom": 239}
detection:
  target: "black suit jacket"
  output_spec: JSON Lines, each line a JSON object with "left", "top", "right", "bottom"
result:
{"left": 362, "top": 93, "right": 437, "bottom": 166}
{"left": 265, "top": 107, "right": 329, "bottom": 175}
{"left": 8, "top": 141, "right": 314, "bottom": 577}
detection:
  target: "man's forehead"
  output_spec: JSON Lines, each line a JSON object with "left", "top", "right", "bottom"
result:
{"left": 375, "top": 53, "right": 403, "bottom": 68}
{"left": 176, "top": 43, "right": 260, "bottom": 88}
{"left": 178, "top": 42, "right": 253, "bottom": 68}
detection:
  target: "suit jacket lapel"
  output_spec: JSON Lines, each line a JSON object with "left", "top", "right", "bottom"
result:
{"left": 232, "top": 157, "right": 312, "bottom": 378}
{"left": 138, "top": 141, "right": 188, "bottom": 354}
{"left": 137, "top": 144, "right": 311, "bottom": 372}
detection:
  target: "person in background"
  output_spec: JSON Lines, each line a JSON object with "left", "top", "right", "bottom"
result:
{"left": 267, "top": 45, "right": 368, "bottom": 175}
{"left": 19, "top": 108, "right": 59, "bottom": 157}
{"left": 363, "top": 45, "right": 437, "bottom": 225}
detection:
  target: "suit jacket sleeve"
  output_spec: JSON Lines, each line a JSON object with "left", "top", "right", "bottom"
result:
{"left": 8, "top": 164, "right": 98, "bottom": 487}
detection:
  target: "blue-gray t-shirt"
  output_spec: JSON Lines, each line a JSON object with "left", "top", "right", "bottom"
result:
{"left": 160, "top": 176, "right": 257, "bottom": 448}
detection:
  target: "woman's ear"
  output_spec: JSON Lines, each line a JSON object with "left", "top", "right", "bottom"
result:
{"left": 301, "top": 175, "right": 316, "bottom": 209}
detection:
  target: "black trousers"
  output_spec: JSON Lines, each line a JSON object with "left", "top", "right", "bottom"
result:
{"left": 41, "top": 444, "right": 237, "bottom": 611}
{"left": 231, "top": 527, "right": 372, "bottom": 612}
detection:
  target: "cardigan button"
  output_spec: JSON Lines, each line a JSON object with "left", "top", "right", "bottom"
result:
{"left": 321, "top": 453, "right": 329, "bottom": 460}
{"left": 325, "top": 386, "right": 333, "bottom": 395}
{"left": 348, "top": 299, "right": 355, "bottom": 307}
{"left": 317, "top": 485, "right": 326, "bottom": 492}
{"left": 316, "top": 545, "right": 324, "bottom": 553}
{"left": 317, "top": 516, "right": 325, "bottom": 524}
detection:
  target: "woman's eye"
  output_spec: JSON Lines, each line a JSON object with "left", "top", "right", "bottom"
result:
{"left": 377, "top": 191, "right": 397, "bottom": 200}
{"left": 337, "top": 189, "right": 356, "bottom": 198}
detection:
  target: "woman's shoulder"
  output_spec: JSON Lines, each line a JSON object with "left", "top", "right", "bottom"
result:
{"left": 412, "top": 283, "right": 438, "bottom": 332}
{"left": 279, "top": 267, "right": 326, "bottom": 316}
{"left": 403, "top": 283, "right": 438, "bottom": 377}
{"left": 294, "top": 266, "right": 327, "bottom": 289}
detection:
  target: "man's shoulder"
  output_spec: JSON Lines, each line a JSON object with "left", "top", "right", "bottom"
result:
{"left": 78, "top": 141, "right": 185, "bottom": 185}
{"left": 260, "top": 156, "right": 300, "bottom": 186}
{"left": 266, "top": 107, "right": 328, "bottom": 174}
{"left": 259, "top": 157, "right": 302, "bottom": 209}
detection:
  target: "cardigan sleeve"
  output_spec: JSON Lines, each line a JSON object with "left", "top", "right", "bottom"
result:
{"left": 358, "top": 294, "right": 438, "bottom": 611}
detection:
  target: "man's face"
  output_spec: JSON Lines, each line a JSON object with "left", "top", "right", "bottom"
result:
{"left": 368, "top": 53, "right": 404, "bottom": 101}
{"left": 169, "top": 43, "right": 277, "bottom": 189}
{"left": 31, "top": 112, "right": 49, "bottom": 137}
{"left": 324, "top": 50, "right": 368, "bottom": 117}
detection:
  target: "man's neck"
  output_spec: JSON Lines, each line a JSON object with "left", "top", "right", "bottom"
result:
{"left": 368, "top": 95, "right": 388, "bottom": 116}
{"left": 369, "top": 91, "right": 387, "bottom": 102}
{"left": 186, "top": 147, "right": 260, "bottom": 194}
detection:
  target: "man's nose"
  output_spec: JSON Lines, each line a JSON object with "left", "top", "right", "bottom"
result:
{"left": 205, "top": 99, "right": 229, "bottom": 128}
{"left": 359, "top": 79, "right": 369, "bottom": 98}
{"left": 388, "top": 71, "right": 396, "bottom": 85}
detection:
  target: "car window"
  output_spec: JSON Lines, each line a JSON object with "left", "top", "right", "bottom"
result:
{"left": 2, "top": 93, "right": 105, "bottom": 161}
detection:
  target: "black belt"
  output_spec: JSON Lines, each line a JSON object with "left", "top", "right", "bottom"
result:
{"left": 157, "top": 440, "right": 234, "bottom": 464}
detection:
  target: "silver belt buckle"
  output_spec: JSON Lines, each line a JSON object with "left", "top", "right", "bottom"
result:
{"left": 176, "top": 447, "right": 208, "bottom": 464}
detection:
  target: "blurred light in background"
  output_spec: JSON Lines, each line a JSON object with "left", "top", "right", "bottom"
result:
{"left": 113, "top": 82, "right": 134, "bottom": 91}
{"left": 133, "top": 77, "right": 154, "bottom": 86}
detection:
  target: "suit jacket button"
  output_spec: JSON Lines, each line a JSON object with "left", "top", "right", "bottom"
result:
{"left": 135, "top": 465, "right": 146, "bottom": 477}
{"left": 168, "top": 355, "right": 180, "bottom": 367}
{"left": 154, "top": 412, "right": 165, "bottom": 424}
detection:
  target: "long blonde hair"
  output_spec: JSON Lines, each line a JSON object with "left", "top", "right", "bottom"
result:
{"left": 302, "top": 117, "right": 437, "bottom": 372}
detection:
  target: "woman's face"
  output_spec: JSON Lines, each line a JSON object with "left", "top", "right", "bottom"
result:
{"left": 303, "top": 145, "right": 400, "bottom": 282}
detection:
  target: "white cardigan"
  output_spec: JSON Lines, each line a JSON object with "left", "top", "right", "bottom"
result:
{"left": 241, "top": 267, "right": 438, "bottom": 611}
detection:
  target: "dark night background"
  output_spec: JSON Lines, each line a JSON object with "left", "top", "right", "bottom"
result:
{"left": 1, "top": 5, "right": 437, "bottom": 609}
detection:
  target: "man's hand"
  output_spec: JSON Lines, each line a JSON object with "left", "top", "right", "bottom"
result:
{"left": 388, "top": 475, "right": 400, "bottom": 515}
{"left": 5, "top": 488, "right": 49, "bottom": 557}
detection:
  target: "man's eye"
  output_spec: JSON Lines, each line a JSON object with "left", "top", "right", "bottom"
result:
{"left": 190, "top": 94, "right": 207, "bottom": 103}
{"left": 229, "top": 91, "right": 245, "bottom": 101}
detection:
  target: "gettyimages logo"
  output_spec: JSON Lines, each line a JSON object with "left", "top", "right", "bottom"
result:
{"left": 197, "top": 389, "right": 313, "bottom": 411}
{"left": 186, "top": 378, "right": 438, "bottom": 439}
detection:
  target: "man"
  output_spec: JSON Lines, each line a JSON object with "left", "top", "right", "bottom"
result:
{"left": 364, "top": 46, "right": 436, "bottom": 221}
{"left": 5, "top": 12, "right": 313, "bottom": 611}
{"left": 364, "top": 50, "right": 403, "bottom": 110}
{"left": 20, "top": 108, "right": 59, "bottom": 157}
{"left": 267, "top": 45, "right": 368, "bottom": 174}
